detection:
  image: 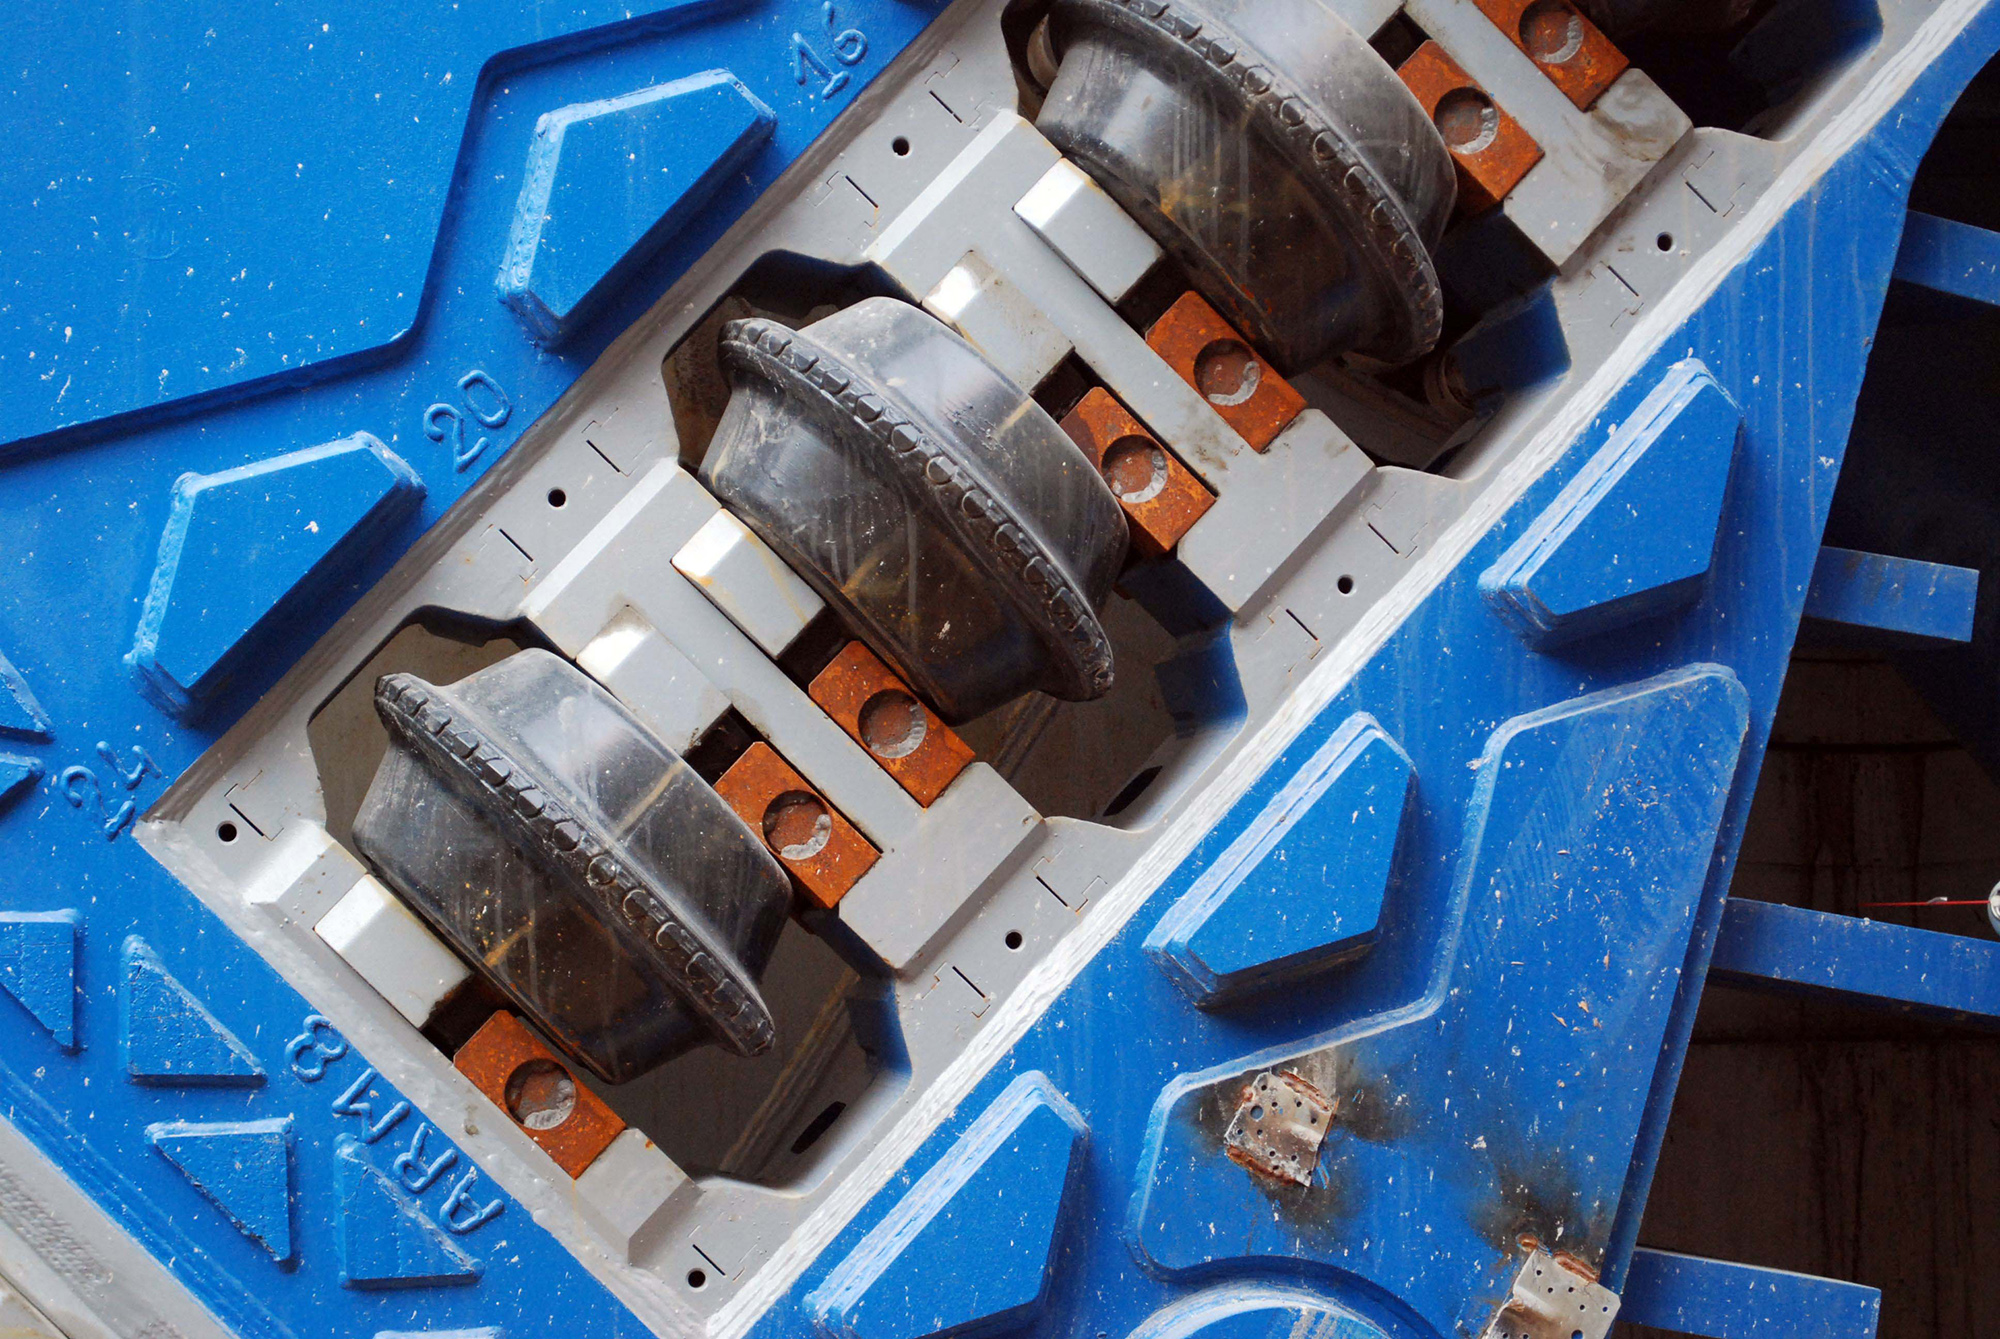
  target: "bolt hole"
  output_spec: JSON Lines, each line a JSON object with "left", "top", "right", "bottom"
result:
{"left": 1250, "top": 1104, "right": 1265, "bottom": 1120}
{"left": 547, "top": 487, "right": 567, "bottom": 507}
{"left": 1336, "top": 575, "right": 1355, "bottom": 595}
{"left": 1005, "top": 930, "right": 1024, "bottom": 950}
{"left": 1193, "top": 339, "right": 1262, "bottom": 407}
{"left": 687, "top": 1269, "right": 708, "bottom": 1290}
{"left": 891, "top": 136, "right": 911, "bottom": 156}
{"left": 1520, "top": 0, "right": 1586, "bottom": 63}
{"left": 504, "top": 1057, "right": 577, "bottom": 1131}
{"left": 1101, "top": 434, "right": 1169, "bottom": 505}
{"left": 216, "top": 821, "right": 238, "bottom": 843}
{"left": 859, "top": 689, "right": 927, "bottom": 760}
{"left": 1656, "top": 232, "right": 1674, "bottom": 252}
{"left": 764, "top": 791, "right": 832, "bottom": 861}
{"left": 1433, "top": 86, "right": 1499, "bottom": 155}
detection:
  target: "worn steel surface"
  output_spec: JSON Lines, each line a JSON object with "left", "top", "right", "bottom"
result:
{"left": 1398, "top": 41, "right": 1547, "bottom": 215}
{"left": 453, "top": 1012, "right": 627, "bottom": 1179}
{"left": 1470, "top": 0, "right": 1629, "bottom": 110}
{"left": 715, "top": 743, "right": 879, "bottom": 911}
{"left": 1143, "top": 294, "right": 1307, "bottom": 453}
{"left": 807, "top": 643, "right": 975, "bottom": 807}
{"left": 1059, "top": 388, "right": 1216, "bottom": 558}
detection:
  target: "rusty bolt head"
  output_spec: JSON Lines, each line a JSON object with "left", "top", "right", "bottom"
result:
{"left": 1060, "top": 388, "right": 1215, "bottom": 558}
{"left": 1472, "top": 0, "right": 1629, "bottom": 110}
{"left": 1398, "top": 43, "right": 1545, "bottom": 216}
{"left": 808, "top": 642, "right": 975, "bottom": 807}
{"left": 763, "top": 791, "right": 832, "bottom": 860}
{"left": 714, "top": 742, "right": 878, "bottom": 909}
{"left": 1144, "top": 293, "right": 1305, "bottom": 451}
{"left": 454, "top": 1011, "right": 624, "bottom": 1178}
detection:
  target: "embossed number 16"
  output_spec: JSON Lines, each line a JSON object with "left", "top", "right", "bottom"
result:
{"left": 793, "top": 2, "right": 868, "bottom": 100}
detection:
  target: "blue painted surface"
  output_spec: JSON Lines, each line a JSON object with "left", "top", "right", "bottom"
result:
{"left": 0, "top": 0, "right": 941, "bottom": 1328}
{"left": 1144, "top": 714, "right": 1413, "bottom": 1006}
{"left": 1891, "top": 210, "right": 2000, "bottom": 306}
{"left": 127, "top": 434, "right": 425, "bottom": 720}
{"left": 337, "top": 1137, "right": 483, "bottom": 1291}
{"left": 1481, "top": 359, "right": 1741, "bottom": 646}
{"left": 377, "top": 1331, "right": 505, "bottom": 1339}
{"left": 1132, "top": 667, "right": 1748, "bottom": 1339}
{"left": 740, "top": 22, "right": 1992, "bottom": 1331}
{"left": 0, "top": 0, "right": 863, "bottom": 447}
{"left": 499, "top": 71, "right": 777, "bottom": 345}
{"left": 0, "top": 911, "right": 79, "bottom": 1049}
{"left": 1711, "top": 896, "right": 2000, "bottom": 1025}
{"left": 147, "top": 1116, "right": 297, "bottom": 1263}
{"left": 1802, "top": 545, "right": 1979, "bottom": 642}
{"left": 1621, "top": 1246, "right": 1882, "bottom": 1339}
{"left": 0, "top": 651, "right": 51, "bottom": 741}
{"left": 122, "top": 935, "right": 266, "bottom": 1086}
{"left": 0, "top": 756, "right": 46, "bottom": 811}
{"left": 809, "top": 1072, "right": 1089, "bottom": 1339}
{"left": 0, "top": 0, "right": 1993, "bottom": 1334}
{"left": 1126, "top": 1285, "right": 1391, "bottom": 1339}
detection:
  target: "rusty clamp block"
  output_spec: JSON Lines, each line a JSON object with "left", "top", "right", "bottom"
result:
{"left": 1472, "top": 0, "right": 1629, "bottom": 111}
{"left": 715, "top": 741, "right": 878, "bottom": 910}
{"left": 808, "top": 642, "right": 975, "bottom": 807}
{"left": 1060, "top": 388, "right": 1215, "bottom": 558}
{"left": 453, "top": 1011, "right": 626, "bottom": 1179}
{"left": 1144, "top": 292, "right": 1306, "bottom": 452}
{"left": 1398, "top": 42, "right": 1545, "bottom": 216}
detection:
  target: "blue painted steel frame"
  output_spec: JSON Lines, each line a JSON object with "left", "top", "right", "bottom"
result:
{"left": 1713, "top": 897, "right": 2000, "bottom": 1026}
{"left": 733, "top": 11, "right": 2000, "bottom": 1337}
{"left": 0, "top": 2, "right": 945, "bottom": 1334}
{"left": 1622, "top": 1247, "right": 1882, "bottom": 1339}
{"left": 2, "top": 3, "right": 1998, "bottom": 1338}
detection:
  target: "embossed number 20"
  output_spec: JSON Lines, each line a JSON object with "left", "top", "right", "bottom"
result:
{"left": 793, "top": 3, "right": 868, "bottom": 100}
{"left": 424, "top": 370, "right": 512, "bottom": 474}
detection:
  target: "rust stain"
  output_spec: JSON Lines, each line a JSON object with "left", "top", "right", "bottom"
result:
{"left": 1470, "top": 1149, "right": 1613, "bottom": 1267}
{"left": 453, "top": 1011, "right": 624, "bottom": 1178}
{"left": 1470, "top": 0, "right": 1629, "bottom": 111}
{"left": 715, "top": 742, "right": 878, "bottom": 909}
{"left": 1398, "top": 43, "right": 1544, "bottom": 216}
{"left": 1060, "top": 388, "right": 1214, "bottom": 557}
{"left": 1144, "top": 292, "right": 1305, "bottom": 451}
{"left": 808, "top": 641, "right": 974, "bottom": 806}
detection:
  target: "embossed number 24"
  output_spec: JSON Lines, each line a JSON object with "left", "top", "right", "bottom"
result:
{"left": 793, "top": 3, "right": 868, "bottom": 100}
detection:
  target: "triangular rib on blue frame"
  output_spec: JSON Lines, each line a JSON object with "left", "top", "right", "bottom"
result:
{"left": 0, "top": 753, "right": 45, "bottom": 810}
{"left": 1481, "top": 359, "right": 1742, "bottom": 647}
{"left": 808, "top": 1072, "right": 1089, "bottom": 1339}
{"left": 0, "top": 910, "right": 78, "bottom": 1048}
{"left": 120, "top": 935, "right": 264, "bottom": 1085}
{"left": 147, "top": 1117, "right": 294, "bottom": 1262}
{"left": 1144, "top": 713, "right": 1415, "bottom": 1006}
{"left": 497, "top": 70, "right": 777, "bottom": 346}
{"left": 124, "top": 433, "right": 423, "bottom": 721}
{"left": 335, "top": 1138, "right": 481, "bottom": 1290}
{"left": 0, "top": 650, "right": 50, "bottom": 741}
